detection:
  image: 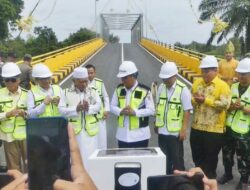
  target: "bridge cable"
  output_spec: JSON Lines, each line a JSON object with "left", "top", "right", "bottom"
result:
{"left": 36, "top": 0, "right": 57, "bottom": 22}
{"left": 131, "top": 0, "right": 159, "bottom": 41}
{"left": 90, "top": 0, "right": 114, "bottom": 31}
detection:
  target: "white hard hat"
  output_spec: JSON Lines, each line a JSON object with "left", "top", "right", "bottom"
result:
{"left": 32, "top": 63, "right": 52, "bottom": 78}
{"left": 72, "top": 67, "right": 88, "bottom": 78}
{"left": 236, "top": 58, "right": 250, "bottom": 73}
{"left": 1, "top": 62, "right": 21, "bottom": 78}
{"left": 199, "top": 55, "right": 218, "bottom": 69}
{"left": 117, "top": 61, "right": 138, "bottom": 78}
{"left": 159, "top": 62, "right": 178, "bottom": 79}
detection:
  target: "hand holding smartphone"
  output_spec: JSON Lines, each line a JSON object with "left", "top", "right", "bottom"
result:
{"left": 147, "top": 172, "right": 204, "bottom": 190}
{"left": 26, "top": 117, "right": 71, "bottom": 190}
{"left": 0, "top": 173, "right": 14, "bottom": 188}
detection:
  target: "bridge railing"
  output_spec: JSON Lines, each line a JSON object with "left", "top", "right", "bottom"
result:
{"left": 17, "top": 38, "right": 106, "bottom": 84}
{"left": 140, "top": 38, "right": 221, "bottom": 83}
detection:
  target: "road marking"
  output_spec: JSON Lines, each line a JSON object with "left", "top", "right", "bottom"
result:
{"left": 138, "top": 43, "right": 192, "bottom": 88}
{"left": 59, "top": 44, "right": 106, "bottom": 86}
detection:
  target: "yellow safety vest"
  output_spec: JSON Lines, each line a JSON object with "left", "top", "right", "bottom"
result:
{"left": 226, "top": 83, "right": 250, "bottom": 134}
{"left": 94, "top": 78, "right": 104, "bottom": 119}
{"left": 31, "top": 85, "right": 61, "bottom": 117}
{"left": 155, "top": 80, "right": 185, "bottom": 132}
{"left": 116, "top": 83, "right": 150, "bottom": 130}
{"left": 0, "top": 87, "right": 27, "bottom": 140}
{"left": 65, "top": 88, "right": 99, "bottom": 136}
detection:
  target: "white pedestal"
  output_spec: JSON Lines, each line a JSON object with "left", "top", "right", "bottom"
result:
{"left": 88, "top": 147, "right": 166, "bottom": 190}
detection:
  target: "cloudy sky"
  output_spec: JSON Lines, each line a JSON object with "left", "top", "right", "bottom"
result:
{"left": 21, "top": 0, "right": 216, "bottom": 44}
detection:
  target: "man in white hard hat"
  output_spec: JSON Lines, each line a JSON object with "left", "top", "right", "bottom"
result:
{"left": 224, "top": 58, "right": 250, "bottom": 190}
{"left": 59, "top": 67, "right": 101, "bottom": 172}
{"left": 155, "top": 62, "right": 192, "bottom": 174}
{"left": 110, "top": 61, "right": 155, "bottom": 148}
{"left": 0, "top": 62, "right": 28, "bottom": 171}
{"left": 86, "top": 64, "right": 110, "bottom": 150}
{"left": 190, "top": 55, "right": 231, "bottom": 179}
{"left": 27, "top": 63, "right": 63, "bottom": 118}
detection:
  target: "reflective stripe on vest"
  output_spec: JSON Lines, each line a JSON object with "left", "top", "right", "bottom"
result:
{"left": 31, "top": 85, "right": 61, "bottom": 117}
{"left": 94, "top": 78, "right": 104, "bottom": 119}
{"left": 65, "top": 89, "right": 99, "bottom": 136}
{"left": 155, "top": 80, "right": 185, "bottom": 132}
{"left": 228, "top": 83, "right": 250, "bottom": 134}
{"left": 116, "top": 84, "right": 149, "bottom": 130}
{"left": 0, "top": 87, "right": 27, "bottom": 140}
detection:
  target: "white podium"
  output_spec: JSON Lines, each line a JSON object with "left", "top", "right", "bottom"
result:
{"left": 88, "top": 147, "right": 166, "bottom": 190}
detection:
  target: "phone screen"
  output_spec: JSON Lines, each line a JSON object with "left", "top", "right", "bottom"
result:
{"left": 0, "top": 173, "right": 14, "bottom": 188}
{"left": 115, "top": 162, "right": 141, "bottom": 190}
{"left": 147, "top": 173, "right": 204, "bottom": 190}
{"left": 26, "top": 117, "right": 71, "bottom": 190}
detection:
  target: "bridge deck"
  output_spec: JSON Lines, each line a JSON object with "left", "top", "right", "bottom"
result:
{"left": 48, "top": 43, "right": 240, "bottom": 189}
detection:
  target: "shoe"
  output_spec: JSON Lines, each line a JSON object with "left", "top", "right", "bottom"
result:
{"left": 235, "top": 181, "right": 249, "bottom": 190}
{"left": 217, "top": 174, "right": 233, "bottom": 184}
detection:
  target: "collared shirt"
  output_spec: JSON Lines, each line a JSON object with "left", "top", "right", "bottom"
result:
{"left": 18, "top": 62, "right": 32, "bottom": 90}
{"left": 0, "top": 87, "right": 22, "bottom": 142}
{"left": 156, "top": 81, "right": 193, "bottom": 136}
{"left": 58, "top": 85, "right": 101, "bottom": 124}
{"left": 219, "top": 58, "right": 238, "bottom": 85}
{"left": 89, "top": 78, "right": 110, "bottom": 111}
{"left": 191, "top": 76, "right": 231, "bottom": 133}
{"left": 27, "top": 85, "right": 64, "bottom": 118}
{"left": 110, "top": 81, "right": 155, "bottom": 142}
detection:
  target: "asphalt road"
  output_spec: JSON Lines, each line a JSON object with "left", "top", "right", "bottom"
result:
{"left": 60, "top": 43, "right": 241, "bottom": 190}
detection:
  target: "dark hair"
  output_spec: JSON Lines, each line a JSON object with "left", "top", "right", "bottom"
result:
{"left": 8, "top": 52, "right": 17, "bottom": 58}
{"left": 85, "top": 64, "right": 96, "bottom": 70}
{"left": 23, "top": 54, "right": 32, "bottom": 62}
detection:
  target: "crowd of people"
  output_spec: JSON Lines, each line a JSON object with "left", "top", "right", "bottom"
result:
{"left": 0, "top": 41, "right": 249, "bottom": 190}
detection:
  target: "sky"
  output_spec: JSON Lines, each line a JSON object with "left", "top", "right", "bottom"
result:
{"left": 20, "top": 0, "right": 217, "bottom": 44}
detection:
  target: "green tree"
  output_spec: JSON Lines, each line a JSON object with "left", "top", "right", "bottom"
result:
{"left": 199, "top": 0, "right": 250, "bottom": 52}
{"left": 63, "top": 28, "right": 95, "bottom": 46}
{"left": 26, "top": 26, "right": 58, "bottom": 55}
{"left": 0, "top": 0, "right": 23, "bottom": 40}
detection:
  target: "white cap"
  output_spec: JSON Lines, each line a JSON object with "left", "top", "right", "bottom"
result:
{"left": 1, "top": 62, "right": 21, "bottom": 78}
{"left": 199, "top": 55, "right": 218, "bottom": 68}
{"left": 159, "top": 62, "right": 178, "bottom": 79}
{"left": 236, "top": 58, "right": 250, "bottom": 73}
{"left": 72, "top": 67, "right": 88, "bottom": 78}
{"left": 32, "top": 63, "right": 52, "bottom": 78}
{"left": 117, "top": 61, "right": 138, "bottom": 78}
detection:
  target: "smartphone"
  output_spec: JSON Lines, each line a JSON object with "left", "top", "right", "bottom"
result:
{"left": 115, "top": 162, "right": 141, "bottom": 190}
{"left": 147, "top": 172, "right": 204, "bottom": 190}
{"left": 26, "top": 117, "right": 71, "bottom": 190}
{"left": 0, "top": 173, "right": 14, "bottom": 188}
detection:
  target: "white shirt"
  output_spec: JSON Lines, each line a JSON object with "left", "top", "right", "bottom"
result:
{"left": 110, "top": 81, "right": 155, "bottom": 142}
{"left": 58, "top": 85, "right": 101, "bottom": 118}
{"left": 89, "top": 78, "right": 110, "bottom": 112}
{"left": 27, "top": 85, "right": 65, "bottom": 118}
{"left": 156, "top": 81, "right": 193, "bottom": 136}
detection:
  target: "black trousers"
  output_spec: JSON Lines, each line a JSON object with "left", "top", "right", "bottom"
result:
{"left": 158, "top": 134, "right": 185, "bottom": 174}
{"left": 118, "top": 139, "right": 149, "bottom": 148}
{"left": 190, "top": 128, "right": 225, "bottom": 179}
{"left": 222, "top": 128, "right": 236, "bottom": 177}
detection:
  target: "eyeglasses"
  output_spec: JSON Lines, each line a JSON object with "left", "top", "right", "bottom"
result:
{"left": 121, "top": 75, "right": 129, "bottom": 80}
{"left": 37, "top": 77, "right": 51, "bottom": 81}
{"left": 201, "top": 68, "right": 216, "bottom": 74}
{"left": 4, "top": 78, "right": 18, "bottom": 83}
